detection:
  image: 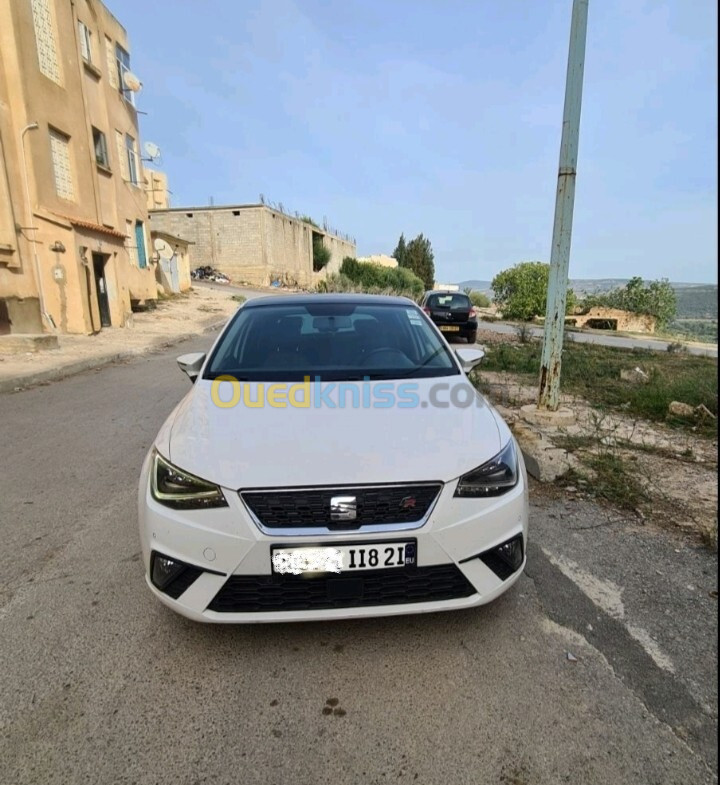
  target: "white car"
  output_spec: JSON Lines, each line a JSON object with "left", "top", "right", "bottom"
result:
{"left": 138, "top": 294, "right": 528, "bottom": 623}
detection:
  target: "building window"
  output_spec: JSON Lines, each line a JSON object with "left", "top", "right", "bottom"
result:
{"left": 105, "top": 36, "right": 118, "bottom": 88}
{"left": 125, "top": 220, "right": 138, "bottom": 265}
{"left": 78, "top": 20, "right": 92, "bottom": 63}
{"left": 31, "top": 0, "right": 61, "bottom": 84}
{"left": 49, "top": 129, "right": 74, "bottom": 200}
{"left": 115, "top": 44, "right": 134, "bottom": 103}
{"left": 92, "top": 127, "right": 109, "bottom": 168}
{"left": 135, "top": 221, "right": 147, "bottom": 269}
{"left": 125, "top": 134, "right": 139, "bottom": 184}
{"left": 115, "top": 130, "right": 128, "bottom": 179}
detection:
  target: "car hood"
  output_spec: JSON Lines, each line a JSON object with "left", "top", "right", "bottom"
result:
{"left": 164, "top": 378, "right": 503, "bottom": 489}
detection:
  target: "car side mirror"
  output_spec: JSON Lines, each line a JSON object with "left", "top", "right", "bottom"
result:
{"left": 177, "top": 352, "right": 206, "bottom": 383}
{"left": 454, "top": 347, "right": 485, "bottom": 372}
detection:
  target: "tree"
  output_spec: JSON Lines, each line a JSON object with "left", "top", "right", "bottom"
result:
{"left": 392, "top": 234, "right": 407, "bottom": 267}
{"left": 403, "top": 234, "right": 435, "bottom": 289}
{"left": 491, "top": 261, "right": 576, "bottom": 321}
{"left": 582, "top": 277, "right": 677, "bottom": 327}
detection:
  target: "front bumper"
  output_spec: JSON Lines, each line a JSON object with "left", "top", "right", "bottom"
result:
{"left": 137, "top": 452, "right": 529, "bottom": 623}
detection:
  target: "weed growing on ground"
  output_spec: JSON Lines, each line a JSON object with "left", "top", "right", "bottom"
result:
{"left": 479, "top": 341, "right": 717, "bottom": 435}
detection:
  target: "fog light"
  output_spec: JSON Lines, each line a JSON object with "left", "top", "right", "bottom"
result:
{"left": 479, "top": 535, "right": 524, "bottom": 580}
{"left": 151, "top": 552, "right": 185, "bottom": 590}
{"left": 495, "top": 536, "right": 524, "bottom": 571}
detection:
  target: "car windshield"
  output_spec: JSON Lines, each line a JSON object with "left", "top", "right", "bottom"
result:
{"left": 427, "top": 293, "right": 470, "bottom": 310}
{"left": 204, "top": 301, "right": 461, "bottom": 382}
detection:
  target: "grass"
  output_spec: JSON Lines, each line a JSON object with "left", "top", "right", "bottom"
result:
{"left": 230, "top": 294, "right": 247, "bottom": 304}
{"left": 479, "top": 339, "right": 718, "bottom": 435}
{"left": 582, "top": 452, "right": 649, "bottom": 511}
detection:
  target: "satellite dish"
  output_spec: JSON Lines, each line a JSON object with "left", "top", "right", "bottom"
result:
{"left": 153, "top": 238, "right": 174, "bottom": 260}
{"left": 143, "top": 141, "right": 161, "bottom": 159}
{"left": 122, "top": 70, "right": 142, "bottom": 92}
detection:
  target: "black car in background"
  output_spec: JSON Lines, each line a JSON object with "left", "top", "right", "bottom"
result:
{"left": 420, "top": 291, "right": 478, "bottom": 343}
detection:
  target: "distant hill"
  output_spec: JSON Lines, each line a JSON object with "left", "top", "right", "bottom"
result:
{"left": 671, "top": 285, "right": 717, "bottom": 320}
{"left": 455, "top": 278, "right": 717, "bottom": 320}
{"left": 457, "top": 280, "right": 492, "bottom": 293}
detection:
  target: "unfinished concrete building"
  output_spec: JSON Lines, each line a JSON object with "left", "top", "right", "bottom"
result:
{"left": 148, "top": 204, "right": 356, "bottom": 288}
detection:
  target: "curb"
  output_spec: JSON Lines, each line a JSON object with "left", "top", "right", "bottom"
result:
{"left": 0, "top": 319, "right": 226, "bottom": 394}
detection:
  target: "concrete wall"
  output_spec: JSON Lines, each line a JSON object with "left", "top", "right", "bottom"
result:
{"left": 0, "top": 0, "right": 156, "bottom": 334}
{"left": 149, "top": 205, "right": 355, "bottom": 288}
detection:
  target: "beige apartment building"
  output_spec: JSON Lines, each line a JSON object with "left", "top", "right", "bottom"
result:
{"left": 0, "top": 0, "right": 157, "bottom": 335}
{"left": 143, "top": 167, "right": 169, "bottom": 210}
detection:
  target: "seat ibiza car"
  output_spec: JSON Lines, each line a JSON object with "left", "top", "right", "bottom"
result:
{"left": 138, "top": 294, "right": 528, "bottom": 622}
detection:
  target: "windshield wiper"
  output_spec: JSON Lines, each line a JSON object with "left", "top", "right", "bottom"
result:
{"left": 203, "top": 373, "right": 250, "bottom": 381}
{"left": 396, "top": 347, "right": 448, "bottom": 378}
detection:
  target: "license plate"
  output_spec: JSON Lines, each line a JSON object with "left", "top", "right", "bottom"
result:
{"left": 271, "top": 541, "right": 417, "bottom": 575}
{"left": 440, "top": 325, "right": 460, "bottom": 332}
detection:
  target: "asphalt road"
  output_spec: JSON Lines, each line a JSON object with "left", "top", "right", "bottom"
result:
{"left": 1, "top": 334, "right": 717, "bottom": 785}
{"left": 477, "top": 320, "right": 718, "bottom": 358}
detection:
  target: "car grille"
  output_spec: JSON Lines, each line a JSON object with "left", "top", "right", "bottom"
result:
{"left": 240, "top": 483, "right": 442, "bottom": 530}
{"left": 207, "top": 564, "right": 476, "bottom": 613}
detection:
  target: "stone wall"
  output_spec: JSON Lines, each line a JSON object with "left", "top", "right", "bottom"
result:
{"left": 567, "top": 306, "right": 657, "bottom": 334}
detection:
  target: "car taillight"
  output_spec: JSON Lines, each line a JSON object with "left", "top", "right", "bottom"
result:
{"left": 422, "top": 307, "right": 431, "bottom": 314}
{"left": 470, "top": 307, "right": 477, "bottom": 318}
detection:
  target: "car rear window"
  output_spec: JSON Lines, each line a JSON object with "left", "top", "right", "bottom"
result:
{"left": 427, "top": 294, "right": 470, "bottom": 310}
{"left": 204, "top": 301, "right": 461, "bottom": 382}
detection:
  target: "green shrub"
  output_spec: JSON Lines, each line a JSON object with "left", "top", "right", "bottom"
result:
{"left": 312, "top": 236, "right": 331, "bottom": 272}
{"left": 339, "top": 257, "right": 424, "bottom": 298}
{"left": 468, "top": 290, "right": 491, "bottom": 308}
{"left": 581, "top": 277, "right": 676, "bottom": 327}
{"left": 492, "top": 261, "right": 576, "bottom": 321}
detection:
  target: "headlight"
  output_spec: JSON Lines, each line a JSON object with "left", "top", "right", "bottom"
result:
{"left": 150, "top": 450, "right": 228, "bottom": 509}
{"left": 454, "top": 440, "right": 519, "bottom": 497}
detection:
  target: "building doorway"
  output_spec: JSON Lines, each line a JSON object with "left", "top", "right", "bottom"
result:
{"left": 92, "top": 253, "right": 111, "bottom": 327}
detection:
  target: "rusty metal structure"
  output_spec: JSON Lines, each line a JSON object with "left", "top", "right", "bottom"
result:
{"left": 538, "top": 0, "right": 590, "bottom": 410}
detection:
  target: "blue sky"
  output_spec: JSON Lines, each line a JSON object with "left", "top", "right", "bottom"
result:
{"left": 117, "top": 0, "right": 717, "bottom": 284}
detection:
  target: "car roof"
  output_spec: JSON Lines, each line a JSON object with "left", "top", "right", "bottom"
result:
{"left": 243, "top": 293, "right": 418, "bottom": 308}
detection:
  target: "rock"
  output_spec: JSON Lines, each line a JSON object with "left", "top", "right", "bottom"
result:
{"left": 668, "top": 401, "right": 695, "bottom": 418}
{"left": 620, "top": 367, "right": 650, "bottom": 384}
{"left": 511, "top": 422, "right": 576, "bottom": 482}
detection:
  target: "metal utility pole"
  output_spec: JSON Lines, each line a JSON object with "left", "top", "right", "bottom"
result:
{"left": 538, "top": 0, "right": 589, "bottom": 410}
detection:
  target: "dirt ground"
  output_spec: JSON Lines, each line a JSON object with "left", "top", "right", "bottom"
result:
{"left": 0, "top": 286, "right": 241, "bottom": 389}
{"left": 475, "top": 331, "right": 718, "bottom": 549}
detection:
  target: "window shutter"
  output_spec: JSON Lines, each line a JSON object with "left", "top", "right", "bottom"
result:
{"left": 49, "top": 130, "right": 74, "bottom": 200}
{"left": 116, "top": 130, "right": 128, "bottom": 180}
{"left": 31, "top": 0, "right": 61, "bottom": 84}
{"left": 125, "top": 220, "right": 138, "bottom": 265}
{"left": 106, "top": 37, "right": 118, "bottom": 87}
{"left": 78, "top": 22, "right": 90, "bottom": 61}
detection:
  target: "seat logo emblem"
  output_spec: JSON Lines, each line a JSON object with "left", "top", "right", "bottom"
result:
{"left": 330, "top": 496, "right": 357, "bottom": 521}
